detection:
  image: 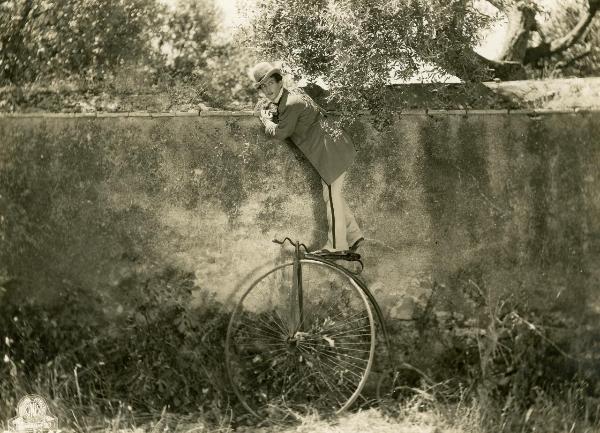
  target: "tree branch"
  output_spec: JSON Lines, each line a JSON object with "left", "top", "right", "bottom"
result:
{"left": 548, "top": 0, "right": 599, "bottom": 52}
{"left": 485, "top": 0, "right": 504, "bottom": 10}
{"left": 474, "top": 51, "right": 527, "bottom": 80}
{"left": 441, "top": 47, "right": 527, "bottom": 81}
{"left": 497, "top": 2, "right": 538, "bottom": 61}
{"left": 552, "top": 43, "right": 593, "bottom": 73}
{"left": 485, "top": 0, "right": 512, "bottom": 11}
{"left": 524, "top": 0, "right": 600, "bottom": 65}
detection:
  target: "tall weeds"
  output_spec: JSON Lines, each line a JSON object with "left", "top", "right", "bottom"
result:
{"left": 0, "top": 266, "right": 234, "bottom": 431}
{"left": 1, "top": 268, "right": 598, "bottom": 432}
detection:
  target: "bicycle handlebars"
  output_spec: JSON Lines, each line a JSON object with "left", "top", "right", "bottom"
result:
{"left": 272, "top": 237, "right": 294, "bottom": 246}
{"left": 272, "top": 237, "right": 309, "bottom": 252}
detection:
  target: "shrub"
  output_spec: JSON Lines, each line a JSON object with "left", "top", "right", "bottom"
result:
{"left": 0, "top": 265, "right": 232, "bottom": 427}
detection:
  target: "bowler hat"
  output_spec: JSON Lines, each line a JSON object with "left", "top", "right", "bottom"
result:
{"left": 249, "top": 61, "right": 282, "bottom": 88}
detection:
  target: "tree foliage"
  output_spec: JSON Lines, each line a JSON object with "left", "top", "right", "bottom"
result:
{"left": 0, "top": 0, "right": 258, "bottom": 108}
{"left": 157, "top": 0, "right": 220, "bottom": 77}
{"left": 249, "top": 0, "right": 600, "bottom": 115}
{"left": 193, "top": 42, "right": 258, "bottom": 109}
{"left": 0, "top": 0, "right": 164, "bottom": 84}
{"left": 250, "top": 0, "right": 493, "bottom": 116}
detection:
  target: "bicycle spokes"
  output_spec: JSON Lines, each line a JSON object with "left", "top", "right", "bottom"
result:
{"left": 226, "top": 260, "right": 375, "bottom": 416}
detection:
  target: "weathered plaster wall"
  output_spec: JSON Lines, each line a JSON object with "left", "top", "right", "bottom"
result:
{"left": 1, "top": 111, "right": 598, "bottom": 322}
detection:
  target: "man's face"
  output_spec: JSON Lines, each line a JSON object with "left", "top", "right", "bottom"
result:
{"left": 259, "top": 76, "right": 283, "bottom": 101}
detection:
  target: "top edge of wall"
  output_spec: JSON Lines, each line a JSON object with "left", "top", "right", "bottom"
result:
{"left": 0, "top": 108, "right": 599, "bottom": 118}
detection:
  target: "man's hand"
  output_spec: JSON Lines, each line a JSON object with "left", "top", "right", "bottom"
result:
{"left": 260, "top": 109, "right": 273, "bottom": 121}
{"left": 253, "top": 99, "right": 268, "bottom": 118}
{"left": 261, "top": 111, "right": 277, "bottom": 135}
{"left": 254, "top": 99, "right": 278, "bottom": 135}
{"left": 264, "top": 119, "right": 277, "bottom": 135}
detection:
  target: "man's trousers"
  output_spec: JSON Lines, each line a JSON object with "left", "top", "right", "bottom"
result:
{"left": 321, "top": 172, "right": 363, "bottom": 251}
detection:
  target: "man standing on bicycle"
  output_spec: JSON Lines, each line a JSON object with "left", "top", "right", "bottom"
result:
{"left": 249, "top": 61, "right": 364, "bottom": 254}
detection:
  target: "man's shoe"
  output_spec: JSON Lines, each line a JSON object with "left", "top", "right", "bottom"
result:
{"left": 308, "top": 249, "right": 362, "bottom": 265}
{"left": 310, "top": 248, "right": 333, "bottom": 255}
{"left": 349, "top": 237, "right": 365, "bottom": 252}
{"left": 309, "top": 246, "right": 350, "bottom": 256}
{"left": 310, "top": 248, "right": 347, "bottom": 255}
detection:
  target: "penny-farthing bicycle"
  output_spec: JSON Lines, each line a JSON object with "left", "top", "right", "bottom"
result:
{"left": 225, "top": 238, "right": 391, "bottom": 417}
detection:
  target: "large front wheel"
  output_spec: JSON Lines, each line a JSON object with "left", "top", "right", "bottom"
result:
{"left": 225, "top": 259, "right": 375, "bottom": 416}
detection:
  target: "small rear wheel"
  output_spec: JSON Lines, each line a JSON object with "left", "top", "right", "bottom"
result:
{"left": 225, "top": 259, "right": 375, "bottom": 416}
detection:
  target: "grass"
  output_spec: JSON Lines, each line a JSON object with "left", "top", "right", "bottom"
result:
{"left": 1, "top": 266, "right": 599, "bottom": 433}
{"left": 3, "top": 387, "right": 598, "bottom": 433}
{"left": 2, "top": 361, "right": 599, "bottom": 433}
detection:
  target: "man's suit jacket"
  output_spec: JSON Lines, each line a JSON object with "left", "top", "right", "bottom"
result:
{"left": 265, "top": 88, "right": 356, "bottom": 185}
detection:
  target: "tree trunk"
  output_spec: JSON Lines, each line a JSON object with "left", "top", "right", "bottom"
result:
{"left": 524, "top": 0, "right": 600, "bottom": 65}
{"left": 497, "top": 2, "right": 538, "bottom": 62}
{"left": 469, "top": 0, "right": 600, "bottom": 80}
{"left": 441, "top": 47, "right": 527, "bottom": 82}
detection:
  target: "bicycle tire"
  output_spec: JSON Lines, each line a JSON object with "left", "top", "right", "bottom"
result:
{"left": 225, "top": 259, "right": 376, "bottom": 417}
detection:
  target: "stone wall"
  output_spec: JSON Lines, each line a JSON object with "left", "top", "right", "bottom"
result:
{"left": 1, "top": 110, "right": 598, "bottom": 324}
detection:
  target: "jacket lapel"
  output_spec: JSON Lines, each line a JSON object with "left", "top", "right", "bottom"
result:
{"left": 277, "top": 88, "right": 289, "bottom": 111}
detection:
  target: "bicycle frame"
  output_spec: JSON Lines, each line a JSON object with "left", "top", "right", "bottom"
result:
{"left": 291, "top": 240, "right": 304, "bottom": 333}
{"left": 226, "top": 237, "right": 393, "bottom": 416}
{"left": 279, "top": 238, "right": 391, "bottom": 353}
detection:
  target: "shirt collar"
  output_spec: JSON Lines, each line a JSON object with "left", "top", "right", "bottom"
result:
{"left": 273, "top": 87, "right": 284, "bottom": 103}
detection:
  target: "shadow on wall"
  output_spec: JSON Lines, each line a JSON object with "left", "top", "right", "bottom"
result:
{"left": 0, "top": 113, "right": 598, "bottom": 322}
{"left": 415, "top": 112, "right": 595, "bottom": 317}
